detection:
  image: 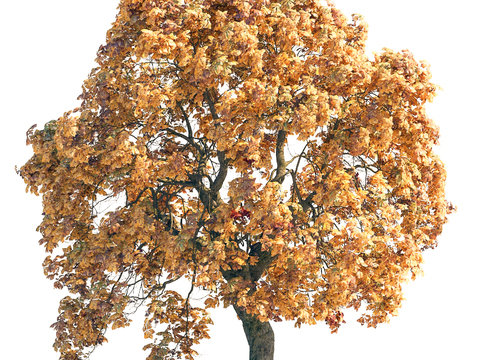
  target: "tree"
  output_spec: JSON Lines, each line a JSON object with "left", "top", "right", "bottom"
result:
{"left": 18, "top": 0, "right": 454, "bottom": 359}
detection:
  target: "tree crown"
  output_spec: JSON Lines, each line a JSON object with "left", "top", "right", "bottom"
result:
{"left": 19, "top": 0, "right": 453, "bottom": 359}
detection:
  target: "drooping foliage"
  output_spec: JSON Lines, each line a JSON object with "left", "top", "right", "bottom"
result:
{"left": 19, "top": 0, "right": 453, "bottom": 359}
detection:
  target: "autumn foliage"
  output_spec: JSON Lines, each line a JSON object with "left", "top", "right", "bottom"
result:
{"left": 19, "top": 0, "right": 453, "bottom": 359}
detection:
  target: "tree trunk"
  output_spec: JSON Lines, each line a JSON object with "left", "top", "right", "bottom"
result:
{"left": 233, "top": 304, "right": 275, "bottom": 360}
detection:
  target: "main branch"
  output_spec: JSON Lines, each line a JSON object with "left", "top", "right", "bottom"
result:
{"left": 271, "top": 129, "right": 287, "bottom": 184}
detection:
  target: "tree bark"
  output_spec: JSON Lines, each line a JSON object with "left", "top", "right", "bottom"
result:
{"left": 233, "top": 304, "right": 275, "bottom": 360}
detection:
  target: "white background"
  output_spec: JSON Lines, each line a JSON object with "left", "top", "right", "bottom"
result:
{"left": 2, "top": 1, "right": 478, "bottom": 359}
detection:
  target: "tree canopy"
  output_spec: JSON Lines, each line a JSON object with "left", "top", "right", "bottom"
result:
{"left": 19, "top": 0, "right": 454, "bottom": 359}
